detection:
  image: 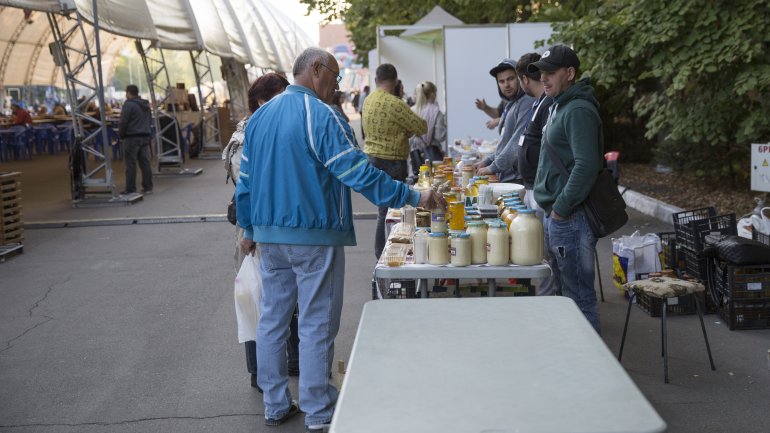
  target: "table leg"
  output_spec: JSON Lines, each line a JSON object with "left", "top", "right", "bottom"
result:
{"left": 488, "top": 278, "right": 497, "bottom": 297}
{"left": 419, "top": 278, "right": 429, "bottom": 298}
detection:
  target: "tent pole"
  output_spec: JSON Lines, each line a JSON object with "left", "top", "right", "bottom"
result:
{"left": 47, "top": 8, "right": 128, "bottom": 207}
{"left": 135, "top": 40, "right": 201, "bottom": 176}
{"left": 189, "top": 50, "right": 221, "bottom": 159}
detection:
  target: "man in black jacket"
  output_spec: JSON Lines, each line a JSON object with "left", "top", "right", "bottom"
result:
{"left": 118, "top": 84, "right": 153, "bottom": 195}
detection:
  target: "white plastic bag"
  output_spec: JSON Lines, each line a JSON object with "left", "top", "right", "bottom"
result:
{"left": 612, "top": 231, "right": 662, "bottom": 291}
{"left": 234, "top": 254, "right": 262, "bottom": 343}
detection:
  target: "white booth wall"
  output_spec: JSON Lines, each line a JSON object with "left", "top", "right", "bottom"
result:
{"left": 370, "top": 35, "right": 445, "bottom": 113}
{"left": 445, "top": 23, "right": 553, "bottom": 145}
{"left": 373, "top": 23, "right": 553, "bottom": 149}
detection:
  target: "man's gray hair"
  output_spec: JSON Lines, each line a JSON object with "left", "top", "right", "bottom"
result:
{"left": 293, "top": 47, "right": 331, "bottom": 77}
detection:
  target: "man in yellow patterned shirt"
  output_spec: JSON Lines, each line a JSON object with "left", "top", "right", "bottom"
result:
{"left": 362, "top": 63, "right": 427, "bottom": 259}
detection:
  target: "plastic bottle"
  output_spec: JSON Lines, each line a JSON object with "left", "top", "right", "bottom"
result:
{"left": 417, "top": 165, "right": 431, "bottom": 189}
{"left": 510, "top": 209, "right": 544, "bottom": 265}
{"left": 465, "top": 178, "right": 478, "bottom": 207}
{"left": 428, "top": 232, "right": 449, "bottom": 265}
{"left": 450, "top": 233, "right": 472, "bottom": 266}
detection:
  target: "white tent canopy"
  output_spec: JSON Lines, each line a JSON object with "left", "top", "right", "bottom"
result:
{"left": 0, "top": 0, "right": 314, "bottom": 89}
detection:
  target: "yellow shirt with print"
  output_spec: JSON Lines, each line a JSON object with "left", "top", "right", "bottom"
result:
{"left": 362, "top": 88, "right": 427, "bottom": 160}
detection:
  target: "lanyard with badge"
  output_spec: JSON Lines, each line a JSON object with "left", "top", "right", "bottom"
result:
{"left": 517, "top": 95, "right": 548, "bottom": 147}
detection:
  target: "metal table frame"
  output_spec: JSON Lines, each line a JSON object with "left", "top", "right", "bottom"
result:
{"left": 374, "top": 262, "right": 551, "bottom": 298}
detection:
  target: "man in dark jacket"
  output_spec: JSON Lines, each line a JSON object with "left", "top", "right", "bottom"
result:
{"left": 118, "top": 84, "right": 153, "bottom": 195}
{"left": 530, "top": 45, "right": 603, "bottom": 333}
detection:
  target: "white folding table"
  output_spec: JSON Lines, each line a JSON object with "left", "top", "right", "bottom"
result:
{"left": 330, "top": 297, "right": 666, "bottom": 433}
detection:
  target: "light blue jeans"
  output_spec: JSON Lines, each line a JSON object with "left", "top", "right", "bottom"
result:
{"left": 544, "top": 207, "right": 601, "bottom": 333}
{"left": 257, "top": 243, "right": 344, "bottom": 427}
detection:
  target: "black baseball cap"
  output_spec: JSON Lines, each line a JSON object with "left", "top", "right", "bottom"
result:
{"left": 489, "top": 59, "right": 517, "bottom": 77}
{"left": 527, "top": 45, "right": 580, "bottom": 73}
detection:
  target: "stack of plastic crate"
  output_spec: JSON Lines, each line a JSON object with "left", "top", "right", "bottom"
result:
{"left": 673, "top": 207, "right": 737, "bottom": 281}
{"left": 0, "top": 172, "right": 24, "bottom": 261}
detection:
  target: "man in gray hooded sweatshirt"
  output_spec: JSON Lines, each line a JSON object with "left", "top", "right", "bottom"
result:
{"left": 118, "top": 84, "right": 153, "bottom": 194}
{"left": 473, "top": 59, "right": 535, "bottom": 183}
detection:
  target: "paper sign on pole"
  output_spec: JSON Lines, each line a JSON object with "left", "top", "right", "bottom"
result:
{"left": 751, "top": 143, "right": 770, "bottom": 192}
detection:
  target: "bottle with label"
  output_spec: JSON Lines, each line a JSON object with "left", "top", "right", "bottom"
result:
{"left": 486, "top": 221, "right": 509, "bottom": 266}
{"left": 510, "top": 209, "right": 544, "bottom": 265}
{"left": 450, "top": 233, "right": 472, "bottom": 266}
{"left": 467, "top": 221, "right": 487, "bottom": 264}
{"left": 428, "top": 232, "right": 449, "bottom": 265}
{"left": 431, "top": 204, "right": 448, "bottom": 233}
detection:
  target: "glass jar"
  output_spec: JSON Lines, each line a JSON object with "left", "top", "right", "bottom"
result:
{"left": 413, "top": 229, "right": 429, "bottom": 264}
{"left": 450, "top": 233, "right": 472, "bottom": 267}
{"left": 461, "top": 165, "right": 474, "bottom": 189}
{"left": 418, "top": 165, "right": 431, "bottom": 189}
{"left": 428, "top": 232, "right": 449, "bottom": 265}
{"left": 486, "top": 222, "right": 509, "bottom": 266}
{"left": 467, "top": 221, "right": 487, "bottom": 264}
{"left": 448, "top": 201, "right": 466, "bottom": 231}
{"left": 443, "top": 167, "right": 454, "bottom": 186}
{"left": 510, "top": 209, "right": 544, "bottom": 265}
{"left": 431, "top": 205, "right": 448, "bottom": 234}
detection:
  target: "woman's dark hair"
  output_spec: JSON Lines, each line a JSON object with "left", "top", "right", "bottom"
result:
{"left": 248, "top": 73, "right": 290, "bottom": 113}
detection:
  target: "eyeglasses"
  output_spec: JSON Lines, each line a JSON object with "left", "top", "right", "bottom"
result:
{"left": 320, "top": 63, "right": 342, "bottom": 84}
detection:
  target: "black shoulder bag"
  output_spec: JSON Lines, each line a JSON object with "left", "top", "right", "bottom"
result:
{"left": 543, "top": 127, "right": 628, "bottom": 238}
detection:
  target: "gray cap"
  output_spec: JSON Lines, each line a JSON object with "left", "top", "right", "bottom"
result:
{"left": 489, "top": 59, "right": 517, "bottom": 77}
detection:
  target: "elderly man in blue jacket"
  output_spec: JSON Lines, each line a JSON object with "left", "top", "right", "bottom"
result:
{"left": 236, "top": 47, "right": 441, "bottom": 432}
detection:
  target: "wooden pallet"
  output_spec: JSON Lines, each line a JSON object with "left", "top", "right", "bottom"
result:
{"left": 0, "top": 172, "right": 23, "bottom": 246}
{"left": 0, "top": 243, "right": 23, "bottom": 262}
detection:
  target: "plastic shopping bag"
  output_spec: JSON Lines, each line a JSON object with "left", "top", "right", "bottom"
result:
{"left": 612, "top": 231, "right": 662, "bottom": 292}
{"left": 234, "top": 254, "right": 262, "bottom": 343}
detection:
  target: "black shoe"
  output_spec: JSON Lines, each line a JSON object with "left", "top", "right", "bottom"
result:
{"left": 141, "top": 189, "right": 153, "bottom": 194}
{"left": 119, "top": 190, "right": 135, "bottom": 195}
{"left": 250, "top": 374, "right": 263, "bottom": 394}
{"left": 265, "top": 401, "right": 299, "bottom": 426}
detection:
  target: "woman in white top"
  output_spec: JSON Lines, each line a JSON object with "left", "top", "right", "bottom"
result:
{"left": 408, "top": 81, "right": 447, "bottom": 178}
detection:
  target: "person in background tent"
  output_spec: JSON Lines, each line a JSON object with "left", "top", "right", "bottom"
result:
{"left": 11, "top": 103, "right": 32, "bottom": 126}
{"left": 330, "top": 90, "right": 349, "bottom": 122}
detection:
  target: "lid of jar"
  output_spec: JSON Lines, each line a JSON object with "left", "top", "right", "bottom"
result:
{"left": 518, "top": 209, "right": 536, "bottom": 214}
{"left": 449, "top": 201, "right": 463, "bottom": 205}
{"left": 467, "top": 220, "right": 485, "bottom": 226}
{"left": 456, "top": 232, "right": 471, "bottom": 238}
{"left": 429, "top": 232, "right": 447, "bottom": 237}
{"left": 514, "top": 205, "right": 528, "bottom": 210}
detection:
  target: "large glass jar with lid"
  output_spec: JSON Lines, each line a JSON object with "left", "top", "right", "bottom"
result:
{"left": 510, "top": 209, "right": 544, "bottom": 265}
{"left": 428, "top": 232, "right": 449, "bottom": 265}
{"left": 467, "top": 221, "right": 487, "bottom": 264}
{"left": 486, "top": 221, "right": 509, "bottom": 266}
{"left": 450, "top": 233, "right": 472, "bottom": 266}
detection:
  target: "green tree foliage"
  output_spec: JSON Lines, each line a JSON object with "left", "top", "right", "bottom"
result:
{"left": 554, "top": 0, "right": 770, "bottom": 184}
{"left": 300, "top": 0, "right": 549, "bottom": 64}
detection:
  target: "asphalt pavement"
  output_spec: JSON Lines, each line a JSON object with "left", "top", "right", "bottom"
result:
{"left": 1, "top": 116, "right": 769, "bottom": 432}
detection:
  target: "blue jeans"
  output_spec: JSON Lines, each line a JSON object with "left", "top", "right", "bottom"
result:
{"left": 257, "top": 244, "right": 344, "bottom": 426}
{"left": 544, "top": 207, "right": 600, "bottom": 333}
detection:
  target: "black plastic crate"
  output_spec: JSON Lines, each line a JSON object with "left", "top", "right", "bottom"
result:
{"left": 658, "top": 232, "right": 677, "bottom": 269}
{"left": 636, "top": 289, "right": 699, "bottom": 317}
{"left": 718, "top": 298, "right": 770, "bottom": 330}
{"left": 672, "top": 206, "right": 716, "bottom": 227}
{"left": 675, "top": 213, "right": 737, "bottom": 252}
{"left": 374, "top": 279, "right": 418, "bottom": 299}
{"left": 753, "top": 230, "right": 770, "bottom": 246}
{"left": 679, "top": 246, "right": 708, "bottom": 281}
{"left": 712, "top": 261, "right": 770, "bottom": 300}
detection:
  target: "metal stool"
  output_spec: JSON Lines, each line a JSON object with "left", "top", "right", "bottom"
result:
{"left": 618, "top": 276, "right": 716, "bottom": 383}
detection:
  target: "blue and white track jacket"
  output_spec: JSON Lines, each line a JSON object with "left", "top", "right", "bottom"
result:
{"left": 235, "top": 85, "right": 420, "bottom": 246}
